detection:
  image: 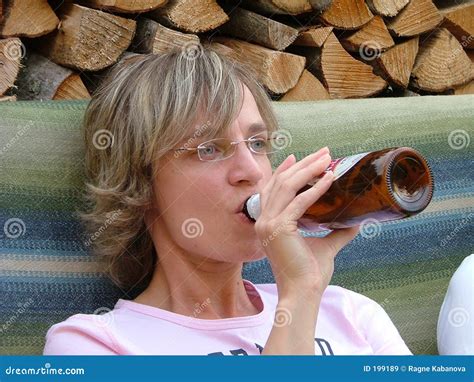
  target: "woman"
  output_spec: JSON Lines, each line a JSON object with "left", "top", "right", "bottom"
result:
{"left": 43, "top": 46, "right": 412, "bottom": 355}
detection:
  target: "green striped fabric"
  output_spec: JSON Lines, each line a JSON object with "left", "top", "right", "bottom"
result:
{"left": 1, "top": 95, "right": 473, "bottom": 355}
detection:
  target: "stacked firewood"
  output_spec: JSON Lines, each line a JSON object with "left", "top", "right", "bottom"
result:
{"left": 0, "top": 0, "right": 472, "bottom": 102}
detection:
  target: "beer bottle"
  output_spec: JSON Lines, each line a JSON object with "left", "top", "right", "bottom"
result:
{"left": 243, "top": 147, "right": 434, "bottom": 232}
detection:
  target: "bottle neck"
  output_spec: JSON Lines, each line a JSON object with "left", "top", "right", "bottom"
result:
{"left": 243, "top": 194, "right": 260, "bottom": 222}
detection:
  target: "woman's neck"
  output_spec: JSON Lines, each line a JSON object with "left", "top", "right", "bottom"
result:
{"left": 133, "top": 259, "right": 261, "bottom": 319}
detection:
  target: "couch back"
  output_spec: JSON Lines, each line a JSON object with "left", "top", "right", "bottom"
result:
{"left": 1, "top": 95, "right": 472, "bottom": 355}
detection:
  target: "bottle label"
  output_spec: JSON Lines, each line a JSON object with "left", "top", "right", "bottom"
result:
{"left": 308, "top": 152, "right": 370, "bottom": 185}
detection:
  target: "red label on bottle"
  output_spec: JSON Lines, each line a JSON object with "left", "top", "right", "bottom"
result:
{"left": 308, "top": 152, "right": 370, "bottom": 185}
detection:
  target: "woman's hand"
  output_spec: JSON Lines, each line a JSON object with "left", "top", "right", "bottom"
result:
{"left": 254, "top": 147, "right": 359, "bottom": 298}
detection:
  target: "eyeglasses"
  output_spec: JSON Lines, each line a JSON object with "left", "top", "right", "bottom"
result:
{"left": 174, "top": 132, "right": 286, "bottom": 162}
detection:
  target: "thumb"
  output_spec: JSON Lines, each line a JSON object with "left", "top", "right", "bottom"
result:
{"left": 324, "top": 225, "right": 360, "bottom": 256}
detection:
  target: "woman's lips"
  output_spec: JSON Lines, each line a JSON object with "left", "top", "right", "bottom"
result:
{"left": 236, "top": 212, "right": 254, "bottom": 225}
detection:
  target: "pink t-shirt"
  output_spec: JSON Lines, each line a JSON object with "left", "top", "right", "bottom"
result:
{"left": 43, "top": 280, "right": 412, "bottom": 355}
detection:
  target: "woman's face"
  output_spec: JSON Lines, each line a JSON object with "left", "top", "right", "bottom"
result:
{"left": 147, "top": 85, "right": 273, "bottom": 264}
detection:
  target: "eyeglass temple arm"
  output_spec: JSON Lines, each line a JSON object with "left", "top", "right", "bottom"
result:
{"left": 174, "top": 147, "right": 199, "bottom": 152}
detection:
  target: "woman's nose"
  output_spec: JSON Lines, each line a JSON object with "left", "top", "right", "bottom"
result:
{"left": 227, "top": 142, "right": 264, "bottom": 185}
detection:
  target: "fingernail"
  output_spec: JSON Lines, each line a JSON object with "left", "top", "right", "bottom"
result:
{"left": 323, "top": 170, "right": 334, "bottom": 179}
{"left": 319, "top": 153, "right": 330, "bottom": 162}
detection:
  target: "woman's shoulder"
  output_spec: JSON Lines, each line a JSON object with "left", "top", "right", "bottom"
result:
{"left": 323, "top": 285, "right": 388, "bottom": 315}
{"left": 251, "top": 281, "right": 381, "bottom": 312}
{"left": 254, "top": 282, "right": 377, "bottom": 303}
{"left": 325, "top": 284, "right": 376, "bottom": 302}
{"left": 43, "top": 310, "right": 119, "bottom": 355}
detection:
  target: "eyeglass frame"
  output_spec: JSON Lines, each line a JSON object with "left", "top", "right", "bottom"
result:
{"left": 173, "top": 132, "right": 283, "bottom": 162}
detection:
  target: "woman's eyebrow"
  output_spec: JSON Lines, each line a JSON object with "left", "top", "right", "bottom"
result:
{"left": 180, "top": 122, "right": 268, "bottom": 144}
{"left": 247, "top": 123, "right": 268, "bottom": 135}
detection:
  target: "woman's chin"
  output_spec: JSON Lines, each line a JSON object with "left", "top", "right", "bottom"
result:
{"left": 240, "top": 244, "right": 267, "bottom": 263}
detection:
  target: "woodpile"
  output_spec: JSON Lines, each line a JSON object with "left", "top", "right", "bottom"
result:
{"left": 0, "top": 0, "right": 472, "bottom": 101}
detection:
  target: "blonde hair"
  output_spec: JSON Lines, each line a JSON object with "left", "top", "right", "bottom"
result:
{"left": 80, "top": 46, "right": 279, "bottom": 293}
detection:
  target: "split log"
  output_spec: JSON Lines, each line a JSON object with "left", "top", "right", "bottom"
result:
{"left": 133, "top": 18, "right": 199, "bottom": 54}
{"left": 453, "top": 43, "right": 474, "bottom": 95}
{"left": 149, "top": 0, "right": 228, "bottom": 33}
{"left": 341, "top": 15, "right": 394, "bottom": 54}
{"left": 79, "top": 52, "right": 143, "bottom": 95}
{"left": 0, "top": 95, "right": 17, "bottom": 101}
{"left": 365, "top": 0, "right": 409, "bottom": 17}
{"left": 280, "top": 69, "right": 330, "bottom": 101}
{"left": 453, "top": 80, "right": 474, "bottom": 95}
{"left": 294, "top": 26, "right": 333, "bottom": 47}
{"left": 211, "top": 37, "right": 306, "bottom": 94}
{"left": 237, "top": 0, "right": 323, "bottom": 15}
{"left": 411, "top": 28, "right": 474, "bottom": 92}
{"left": 308, "top": 0, "right": 333, "bottom": 12}
{"left": 319, "top": 0, "right": 373, "bottom": 30}
{"left": 78, "top": 0, "right": 167, "bottom": 13}
{"left": 439, "top": 3, "right": 474, "bottom": 49}
{"left": 15, "top": 52, "right": 90, "bottom": 100}
{"left": 0, "top": 38, "right": 23, "bottom": 96}
{"left": 451, "top": 42, "right": 473, "bottom": 95}
{"left": 0, "top": 0, "right": 59, "bottom": 38}
{"left": 218, "top": 7, "right": 298, "bottom": 51}
{"left": 387, "top": 0, "right": 443, "bottom": 37}
{"left": 319, "top": 32, "right": 388, "bottom": 98}
{"left": 37, "top": 4, "right": 136, "bottom": 71}
{"left": 375, "top": 37, "right": 419, "bottom": 88}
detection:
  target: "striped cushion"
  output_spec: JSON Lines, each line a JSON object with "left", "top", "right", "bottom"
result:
{"left": 1, "top": 95, "right": 472, "bottom": 355}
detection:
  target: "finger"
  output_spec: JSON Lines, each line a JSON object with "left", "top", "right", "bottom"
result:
{"left": 279, "top": 170, "right": 335, "bottom": 223}
{"left": 274, "top": 153, "right": 296, "bottom": 175}
{"left": 279, "top": 146, "right": 330, "bottom": 179}
{"left": 273, "top": 146, "right": 329, "bottom": 178}
{"left": 260, "top": 147, "right": 330, "bottom": 216}
{"left": 260, "top": 154, "right": 296, "bottom": 211}
{"left": 263, "top": 154, "right": 333, "bottom": 218}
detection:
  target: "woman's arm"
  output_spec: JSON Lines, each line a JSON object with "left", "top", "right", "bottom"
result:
{"left": 43, "top": 317, "right": 119, "bottom": 355}
{"left": 262, "top": 284, "right": 322, "bottom": 355}
{"left": 254, "top": 149, "right": 359, "bottom": 355}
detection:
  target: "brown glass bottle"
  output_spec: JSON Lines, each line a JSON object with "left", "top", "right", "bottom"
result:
{"left": 243, "top": 147, "right": 434, "bottom": 232}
